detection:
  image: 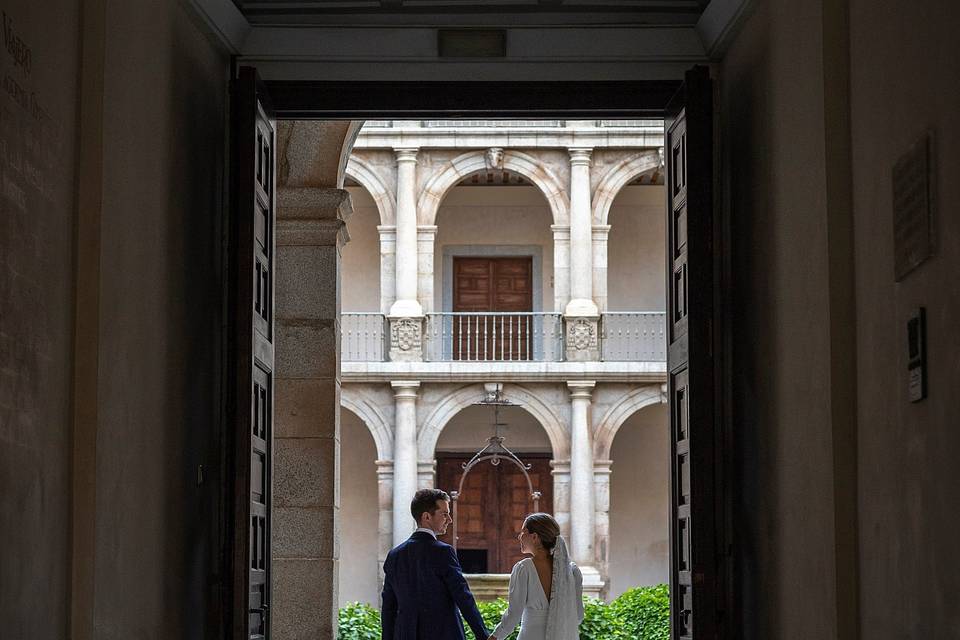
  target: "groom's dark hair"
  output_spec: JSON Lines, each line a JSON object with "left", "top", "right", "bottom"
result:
{"left": 411, "top": 488, "right": 450, "bottom": 524}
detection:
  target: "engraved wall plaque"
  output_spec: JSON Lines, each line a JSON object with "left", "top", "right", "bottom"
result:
{"left": 892, "top": 132, "right": 935, "bottom": 281}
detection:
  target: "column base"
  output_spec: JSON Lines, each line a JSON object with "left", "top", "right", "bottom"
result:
{"left": 578, "top": 565, "right": 605, "bottom": 599}
{"left": 388, "top": 316, "right": 424, "bottom": 362}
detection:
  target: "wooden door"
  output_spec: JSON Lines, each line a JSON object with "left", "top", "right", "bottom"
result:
{"left": 665, "top": 66, "right": 720, "bottom": 640}
{"left": 437, "top": 453, "right": 553, "bottom": 573}
{"left": 452, "top": 257, "right": 533, "bottom": 360}
{"left": 228, "top": 66, "right": 275, "bottom": 640}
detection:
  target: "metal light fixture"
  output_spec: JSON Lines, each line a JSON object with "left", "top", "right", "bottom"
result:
{"left": 449, "top": 383, "right": 542, "bottom": 551}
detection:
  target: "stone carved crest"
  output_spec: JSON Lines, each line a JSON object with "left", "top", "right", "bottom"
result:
{"left": 484, "top": 147, "right": 505, "bottom": 170}
{"left": 391, "top": 317, "right": 421, "bottom": 352}
{"left": 568, "top": 318, "right": 597, "bottom": 351}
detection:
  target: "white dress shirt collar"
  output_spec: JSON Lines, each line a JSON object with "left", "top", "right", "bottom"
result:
{"left": 414, "top": 527, "right": 438, "bottom": 539}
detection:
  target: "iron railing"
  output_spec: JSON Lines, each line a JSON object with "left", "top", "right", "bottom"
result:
{"left": 425, "top": 312, "right": 564, "bottom": 362}
{"left": 341, "top": 313, "right": 389, "bottom": 362}
{"left": 600, "top": 312, "right": 666, "bottom": 361}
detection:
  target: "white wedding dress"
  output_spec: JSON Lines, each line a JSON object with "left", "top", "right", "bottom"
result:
{"left": 491, "top": 537, "right": 584, "bottom": 640}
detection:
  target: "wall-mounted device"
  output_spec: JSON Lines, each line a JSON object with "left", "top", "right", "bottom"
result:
{"left": 907, "top": 307, "right": 927, "bottom": 403}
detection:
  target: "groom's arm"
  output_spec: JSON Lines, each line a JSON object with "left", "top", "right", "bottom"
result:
{"left": 381, "top": 556, "right": 398, "bottom": 640}
{"left": 438, "top": 546, "right": 489, "bottom": 640}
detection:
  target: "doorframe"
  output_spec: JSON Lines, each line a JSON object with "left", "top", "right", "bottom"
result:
{"left": 247, "top": 73, "right": 731, "bottom": 636}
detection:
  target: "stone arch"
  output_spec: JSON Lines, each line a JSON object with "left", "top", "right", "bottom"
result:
{"left": 278, "top": 120, "right": 364, "bottom": 188}
{"left": 346, "top": 155, "right": 395, "bottom": 226}
{"left": 418, "top": 383, "right": 569, "bottom": 461}
{"left": 594, "top": 384, "right": 667, "bottom": 459}
{"left": 591, "top": 150, "right": 662, "bottom": 225}
{"left": 417, "top": 149, "right": 569, "bottom": 226}
{"left": 341, "top": 388, "right": 393, "bottom": 460}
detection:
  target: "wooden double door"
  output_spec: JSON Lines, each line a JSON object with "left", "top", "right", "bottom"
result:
{"left": 437, "top": 453, "right": 552, "bottom": 574}
{"left": 452, "top": 257, "right": 533, "bottom": 360}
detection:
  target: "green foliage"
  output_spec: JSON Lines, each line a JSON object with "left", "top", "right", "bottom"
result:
{"left": 579, "top": 596, "right": 626, "bottom": 640}
{"left": 336, "top": 583, "right": 670, "bottom": 640}
{"left": 337, "top": 602, "right": 381, "bottom": 640}
{"left": 609, "top": 584, "right": 671, "bottom": 640}
{"left": 464, "top": 598, "right": 518, "bottom": 640}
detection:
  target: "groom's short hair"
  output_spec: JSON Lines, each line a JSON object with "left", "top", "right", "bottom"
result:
{"left": 411, "top": 488, "right": 450, "bottom": 524}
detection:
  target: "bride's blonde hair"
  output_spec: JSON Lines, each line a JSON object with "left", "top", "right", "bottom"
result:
{"left": 523, "top": 512, "right": 560, "bottom": 553}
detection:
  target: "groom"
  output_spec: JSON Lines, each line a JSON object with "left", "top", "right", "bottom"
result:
{"left": 381, "top": 488, "right": 490, "bottom": 640}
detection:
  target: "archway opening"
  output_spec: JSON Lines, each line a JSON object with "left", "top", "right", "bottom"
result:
{"left": 608, "top": 402, "right": 670, "bottom": 599}
{"left": 434, "top": 403, "right": 554, "bottom": 576}
{"left": 338, "top": 406, "right": 380, "bottom": 608}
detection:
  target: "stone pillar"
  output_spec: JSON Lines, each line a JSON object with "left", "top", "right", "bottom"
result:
{"left": 551, "top": 224, "right": 570, "bottom": 312}
{"left": 594, "top": 458, "right": 613, "bottom": 594}
{"left": 592, "top": 225, "right": 611, "bottom": 313}
{"left": 376, "top": 460, "right": 394, "bottom": 585}
{"left": 551, "top": 459, "right": 572, "bottom": 543}
{"left": 392, "top": 381, "right": 420, "bottom": 545}
{"left": 565, "top": 148, "right": 598, "bottom": 317}
{"left": 378, "top": 225, "right": 396, "bottom": 315}
{"left": 417, "top": 225, "right": 438, "bottom": 313}
{"left": 418, "top": 459, "right": 437, "bottom": 490}
{"left": 567, "top": 380, "right": 596, "bottom": 564}
{"left": 565, "top": 149, "right": 601, "bottom": 361}
{"left": 274, "top": 187, "right": 351, "bottom": 640}
{"left": 388, "top": 148, "right": 424, "bottom": 361}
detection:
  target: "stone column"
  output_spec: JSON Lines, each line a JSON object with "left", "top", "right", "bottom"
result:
{"left": 378, "top": 225, "right": 396, "bottom": 315}
{"left": 417, "top": 225, "right": 438, "bottom": 313}
{"left": 594, "top": 458, "right": 613, "bottom": 594}
{"left": 592, "top": 225, "right": 611, "bottom": 313}
{"left": 565, "top": 149, "right": 601, "bottom": 361}
{"left": 376, "top": 460, "right": 394, "bottom": 585}
{"left": 551, "top": 224, "right": 570, "bottom": 312}
{"left": 566, "top": 381, "right": 603, "bottom": 596}
{"left": 418, "top": 459, "right": 437, "bottom": 490}
{"left": 274, "top": 187, "right": 351, "bottom": 640}
{"left": 567, "top": 380, "right": 596, "bottom": 565}
{"left": 392, "top": 381, "right": 420, "bottom": 545}
{"left": 388, "top": 148, "right": 424, "bottom": 361}
{"left": 565, "top": 149, "right": 598, "bottom": 317}
{"left": 551, "top": 459, "right": 572, "bottom": 543}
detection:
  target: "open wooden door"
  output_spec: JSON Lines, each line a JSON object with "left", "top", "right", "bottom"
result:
{"left": 665, "top": 65, "right": 721, "bottom": 640}
{"left": 227, "top": 66, "right": 276, "bottom": 640}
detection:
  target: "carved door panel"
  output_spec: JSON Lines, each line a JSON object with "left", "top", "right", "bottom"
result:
{"left": 438, "top": 454, "right": 552, "bottom": 573}
{"left": 452, "top": 257, "right": 533, "bottom": 360}
{"left": 229, "top": 66, "right": 275, "bottom": 640}
{"left": 666, "top": 65, "right": 719, "bottom": 640}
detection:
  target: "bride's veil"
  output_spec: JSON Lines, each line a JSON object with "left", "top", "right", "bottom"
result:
{"left": 544, "top": 535, "right": 580, "bottom": 639}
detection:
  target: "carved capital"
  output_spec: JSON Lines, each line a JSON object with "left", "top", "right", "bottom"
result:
{"left": 569, "top": 147, "right": 593, "bottom": 166}
{"left": 395, "top": 147, "right": 419, "bottom": 164}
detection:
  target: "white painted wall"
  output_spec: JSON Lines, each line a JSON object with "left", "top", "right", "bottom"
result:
{"left": 342, "top": 187, "right": 383, "bottom": 312}
{"left": 434, "top": 186, "right": 555, "bottom": 311}
{"left": 339, "top": 408, "right": 380, "bottom": 607}
{"left": 607, "top": 185, "right": 666, "bottom": 311}
{"left": 608, "top": 403, "right": 669, "bottom": 597}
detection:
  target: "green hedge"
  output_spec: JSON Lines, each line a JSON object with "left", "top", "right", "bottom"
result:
{"left": 337, "top": 584, "right": 670, "bottom": 640}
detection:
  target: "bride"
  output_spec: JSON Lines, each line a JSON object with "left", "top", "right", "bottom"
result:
{"left": 489, "top": 513, "right": 584, "bottom": 640}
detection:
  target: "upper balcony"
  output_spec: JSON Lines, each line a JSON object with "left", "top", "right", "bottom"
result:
{"left": 340, "top": 311, "right": 667, "bottom": 383}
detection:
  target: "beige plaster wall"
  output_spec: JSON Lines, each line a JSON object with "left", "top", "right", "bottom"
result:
{"left": 0, "top": 1, "right": 80, "bottom": 635}
{"left": 607, "top": 185, "right": 666, "bottom": 311}
{"left": 435, "top": 405, "right": 553, "bottom": 453}
{"left": 343, "top": 186, "right": 382, "bottom": 312}
{"left": 608, "top": 404, "right": 669, "bottom": 598}
{"left": 722, "top": 1, "right": 841, "bottom": 637}
{"left": 339, "top": 408, "right": 381, "bottom": 607}
{"left": 849, "top": 1, "right": 960, "bottom": 635}
{"left": 434, "top": 186, "right": 555, "bottom": 310}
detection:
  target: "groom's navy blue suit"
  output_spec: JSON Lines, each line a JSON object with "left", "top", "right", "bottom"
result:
{"left": 381, "top": 531, "right": 490, "bottom": 640}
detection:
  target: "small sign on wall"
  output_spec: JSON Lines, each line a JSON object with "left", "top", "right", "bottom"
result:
{"left": 892, "top": 132, "right": 936, "bottom": 281}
